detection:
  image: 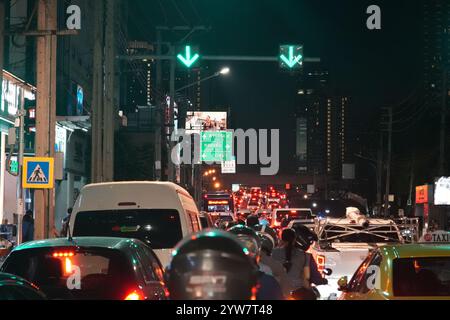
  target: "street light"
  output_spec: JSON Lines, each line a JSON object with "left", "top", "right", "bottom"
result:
{"left": 175, "top": 67, "right": 231, "bottom": 93}
{"left": 219, "top": 67, "right": 230, "bottom": 75}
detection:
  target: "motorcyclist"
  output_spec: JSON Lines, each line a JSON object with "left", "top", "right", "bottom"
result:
{"left": 291, "top": 224, "right": 328, "bottom": 286}
{"left": 166, "top": 229, "right": 259, "bottom": 300}
{"left": 228, "top": 225, "right": 284, "bottom": 300}
{"left": 257, "top": 231, "right": 291, "bottom": 297}
{"left": 246, "top": 215, "right": 279, "bottom": 247}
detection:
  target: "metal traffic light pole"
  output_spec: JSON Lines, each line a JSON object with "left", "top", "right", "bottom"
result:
{"left": 16, "top": 88, "right": 26, "bottom": 245}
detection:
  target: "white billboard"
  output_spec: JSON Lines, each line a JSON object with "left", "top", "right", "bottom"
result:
{"left": 221, "top": 158, "right": 236, "bottom": 174}
{"left": 186, "top": 111, "right": 227, "bottom": 134}
{"left": 435, "top": 177, "right": 450, "bottom": 206}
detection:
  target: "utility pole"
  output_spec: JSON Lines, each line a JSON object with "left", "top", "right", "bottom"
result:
{"left": 35, "top": 0, "right": 57, "bottom": 240}
{"left": 376, "top": 133, "right": 383, "bottom": 215}
{"left": 384, "top": 107, "right": 393, "bottom": 218}
{"left": 15, "top": 88, "right": 25, "bottom": 244}
{"left": 91, "top": 0, "right": 104, "bottom": 183}
{"left": 407, "top": 152, "right": 415, "bottom": 214}
{"left": 168, "top": 45, "right": 176, "bottom": 182}
{"left": 91, "top": 0, "right": 116, "bottom": 183}
{"left": 439, "top": 69, "right": 447, "bottom": 176}
{"left": 0, "top": 0, "right": 4, "bottom": 102}
{"left": 103, "top": 0, "right": 116, "bottom": 182}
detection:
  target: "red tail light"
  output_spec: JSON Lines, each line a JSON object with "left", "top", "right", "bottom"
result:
{"left": 124, "top": 290, "right": 143, "bottom": 300}
{"left": 316, "top": 255, "right": 326, "bottom": 274}
{"left": 52, "top": 251, "right": 75, "bottom": 258}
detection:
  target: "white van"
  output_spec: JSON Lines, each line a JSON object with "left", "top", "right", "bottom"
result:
{"left": 69, "top": 182, "right": 202, "bottom": 267}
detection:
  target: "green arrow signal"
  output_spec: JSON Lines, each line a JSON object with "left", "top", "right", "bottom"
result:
{"left": 177, "top": 46, "right": 200, "bottom": 68}
{"left": 280, "top": 46, "right": 303, "bottom": 68}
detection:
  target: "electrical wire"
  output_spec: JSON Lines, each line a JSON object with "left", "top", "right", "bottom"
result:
{"left": 171, "top": 0, "right": 189, "bottom": 25}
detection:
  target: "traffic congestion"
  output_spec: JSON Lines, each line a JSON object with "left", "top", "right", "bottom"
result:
{"left": 0, "top": 182, "right": 449, "bottom": 301}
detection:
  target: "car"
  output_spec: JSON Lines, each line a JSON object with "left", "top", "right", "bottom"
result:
{"left": 338, "top": 244, "right": 450, "bottom": 300}
{"left": 310, "top": 217, "right": 408, "bottom": 300}
{"left": 69, "top": 182, "right": 202, "bottom": 267}
{"left": 286, "top": 218, "right": 316, "bottom": 234}
{"left": 236, "top": 209, "right": 252, "bottom": 221}
{"left": 0, "top": 273, "right": 47, "bottom": 300}
{"left": 213, "top": 212, "right": 235, "bottom": 228}
{"left": 271, "top": 208, "right": 314, "bottom": 228}
{"left": 199, "top": 212, "right": 214, "bottom": 229}
{"left": 0, "top": 237, "right": 168, "bottom": 300}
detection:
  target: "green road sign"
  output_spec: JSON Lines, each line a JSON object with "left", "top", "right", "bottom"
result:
{"left": 9, "top": 158, "right": 18, "bottom": 175}
{"left": 279, "top": 45, "right": 303, "bottom": 69}
{"left": 177, "top": 45, "right": 200, "bottom": 68}
{"left": 201, "top": 131, "right": 233, "bottom": 163}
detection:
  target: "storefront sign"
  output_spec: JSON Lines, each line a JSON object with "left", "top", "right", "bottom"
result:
{"left": 416, "top": 185, "right": 430, "bottom": 204}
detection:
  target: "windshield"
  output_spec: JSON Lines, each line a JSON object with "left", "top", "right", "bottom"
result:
{"left": 73, "top": 209, "right": 183, "bottom": 249}
{"left": 1, "top": 248, "right": 133, "bottom": 300}
{"left": 320, "top": 225, "right": 401, "bottom": 243}
{"left": 393, "top": 258, "right": 450, "bottom": 297}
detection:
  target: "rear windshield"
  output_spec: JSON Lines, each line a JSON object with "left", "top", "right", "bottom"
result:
{"left": 199, "top": 216, "right": 210, "bottom": 229}
{"left": 276, "top": 210, "right": 312, "bottom": 222}
{"left": 321, "top": 225, "right": 401, "bottom": 243}
{"left": 393, "top": 258, "right": 450, "bottom": 297}
{"left": 1, "top": 248, "right": 133, "bottom": 300}
{"left": 73, "top": 209, "right": 183, "bottom": 249}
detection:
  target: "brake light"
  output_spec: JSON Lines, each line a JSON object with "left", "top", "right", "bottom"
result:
{"left": 65, "top": 258, "right": 73, "bottom": 274}
{"left": 52, "top": 252, "right": 75, "bottom": 258}
{"left": 316, "top": 255, "right": 326, "bottom": 273}
{"left": 124, "top": 290, "right": 143, "bottom": 300}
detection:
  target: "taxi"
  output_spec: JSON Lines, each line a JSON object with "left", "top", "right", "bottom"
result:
{"left": 338, "top": 235, "right": 450, "bottom": 300}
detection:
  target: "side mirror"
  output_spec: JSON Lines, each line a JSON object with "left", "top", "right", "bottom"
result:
{"left": 323, "top": 268, "right": 333, "bottom": 276}
{"left": 337, "top": 276, "right": 348, "bottom": 292}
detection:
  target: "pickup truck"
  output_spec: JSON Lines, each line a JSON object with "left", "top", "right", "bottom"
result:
{"left": 310, "top": 217, "right": 411, "bottom": 300}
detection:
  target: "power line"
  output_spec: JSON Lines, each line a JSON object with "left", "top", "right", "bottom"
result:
{"left": 170, "top": 0, "right": 189, "bottom": 25}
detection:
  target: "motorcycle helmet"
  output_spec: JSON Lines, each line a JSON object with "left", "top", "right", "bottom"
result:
{"left": 166, "top": 229, "right": 259, "bottom": 300}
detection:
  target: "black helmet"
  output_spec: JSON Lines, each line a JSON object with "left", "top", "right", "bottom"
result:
{"left": 166, "top": 230, "right": 259, "bottom": 300}
{"left": 291, "top": 224, "right": 318, "bottom": 251}
{"left": 246, "top": 215, "right": 260, "bottom": 228}
{"left": 257, "top": 231, "right": 275, "bottom": 256}
{"left": 227, "top": 225, "right": 261, "bottom": 262}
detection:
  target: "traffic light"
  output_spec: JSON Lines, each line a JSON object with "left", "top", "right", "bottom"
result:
{"left": 177, "top": 45, "right": 200, "bottom": 68}
{"left": 279, "top": 45, "right": 303, "bottom": 70}
{"left": 24, "top": 97, "right": 36, "bottom": 133}
{"left": 24, "top": 98, "right": 36, "bottom": 150}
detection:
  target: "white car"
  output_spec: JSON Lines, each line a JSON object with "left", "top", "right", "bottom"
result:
{"left": 310, "top": 217, "right": 408, "bottom": 300}
{"left": 271, "top": 208, "right": 314, "bottom": 228}
{"left": 69, "top": 182, "right": 202, "bottom": 267}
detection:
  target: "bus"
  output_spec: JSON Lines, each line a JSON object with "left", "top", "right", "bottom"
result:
{"left": 202, "top": 192, "right": 235, "bottom": 223}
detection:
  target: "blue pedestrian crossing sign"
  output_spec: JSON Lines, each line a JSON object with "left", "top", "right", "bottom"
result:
{"left": 22, "top": 157, "right": 54, "bottom": 189}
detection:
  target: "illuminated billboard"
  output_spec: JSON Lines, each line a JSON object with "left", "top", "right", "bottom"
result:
{"left": 186, "top": 111, "right": 227, "bottom": 134}
{"left": 434, "top": 177, "right": 450, "bottom": 206}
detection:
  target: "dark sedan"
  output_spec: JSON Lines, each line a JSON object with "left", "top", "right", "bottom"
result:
{"left": 0, "top": 237, "right": 168, "bottom": 300}
{"left": 0, "top": 273, "right": 46, "bottom": 300}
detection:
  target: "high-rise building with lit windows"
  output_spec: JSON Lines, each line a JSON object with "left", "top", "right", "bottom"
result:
{"left": 125, "top": 41, "right": 154, "bottom": 112}
{"left": 295, "top": 65, "right": 352, "bottom": 180}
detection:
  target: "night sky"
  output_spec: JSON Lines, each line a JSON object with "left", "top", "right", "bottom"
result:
{"left": 129, "top": 0, "right": 424, "bottom": 172}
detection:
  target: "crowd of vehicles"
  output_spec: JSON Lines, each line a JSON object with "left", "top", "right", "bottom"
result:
{"left": 0, "top": 182, "right": 448, "bottom": 300}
